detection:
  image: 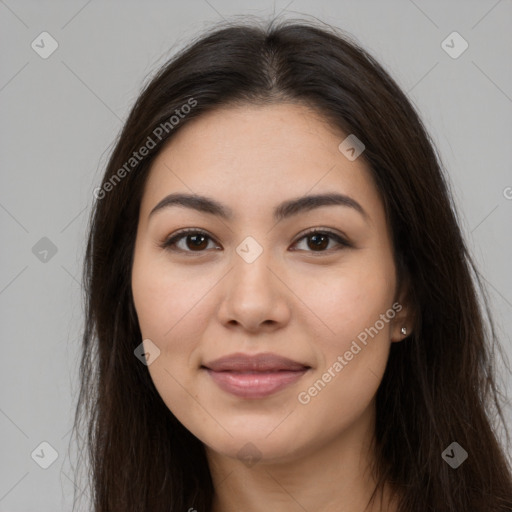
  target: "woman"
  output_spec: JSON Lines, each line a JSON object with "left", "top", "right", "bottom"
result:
{"left": 73, "top": 17, "right": 512, "bottom": 512}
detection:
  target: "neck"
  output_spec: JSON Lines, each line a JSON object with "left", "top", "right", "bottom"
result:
{"left": 206, "top": 402, "right": 398, "bottom": 512}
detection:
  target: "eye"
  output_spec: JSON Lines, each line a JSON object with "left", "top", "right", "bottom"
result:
{"left": 159, "top": 229, "right": 220, "bottom": 254}
{"left": 159, "top": 228, "right": 350, "bottom": 255}
{"left": 292, "top": 229, "right": 350, "bottom": 253}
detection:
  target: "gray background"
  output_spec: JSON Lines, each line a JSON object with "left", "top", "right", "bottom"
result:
{"left": 1, "top": 1, "right": 511, "bottom": 510}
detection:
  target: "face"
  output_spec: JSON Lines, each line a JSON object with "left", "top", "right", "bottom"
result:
{"left": 131, "top": 102, "right": 410, "bottom": 464}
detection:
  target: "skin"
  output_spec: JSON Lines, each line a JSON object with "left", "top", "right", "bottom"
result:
{"left": 131, "top": 102, "right": 412, "bottom": 512}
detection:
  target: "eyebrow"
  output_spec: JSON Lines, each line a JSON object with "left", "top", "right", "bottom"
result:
{"left": 148, "top": 192, "right": 369, "bottom": 223}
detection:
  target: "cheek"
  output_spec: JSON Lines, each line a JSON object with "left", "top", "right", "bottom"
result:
{"left": 131, "top": 253, "right": 210, "bottom": 423}
{"left": 299, "top": 262, "right": 396, "bottom": 351}
{"left": 293, "top": 261, "right": 395, "bottom": 418}
{"left": 131, "top": 248, "right": 213, "bottom": 343}
{"left": 131, "top": 249, "right": 219, "bottom": 415}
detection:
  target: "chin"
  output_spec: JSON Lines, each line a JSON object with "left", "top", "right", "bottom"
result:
{"left": 190, "top": 414, "right": 315, "bottom": 466}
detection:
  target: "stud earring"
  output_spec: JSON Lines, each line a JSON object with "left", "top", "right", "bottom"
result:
{"left": 401, "top": 327, "right": 407, "bottom": 336}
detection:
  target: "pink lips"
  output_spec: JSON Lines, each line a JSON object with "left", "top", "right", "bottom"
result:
{"left": 202, "top": 352, "right": 310, "bottom": 399}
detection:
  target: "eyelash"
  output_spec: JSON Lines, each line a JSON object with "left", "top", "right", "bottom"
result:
{"left": 159, "top": 228, "right": 351, "bottom": 256}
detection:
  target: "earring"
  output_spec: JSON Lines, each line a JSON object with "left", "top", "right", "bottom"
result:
{"left": 401, "top": 327, "right": 407, "bottom": 336}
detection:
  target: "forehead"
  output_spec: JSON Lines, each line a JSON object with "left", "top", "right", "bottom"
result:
{"left": 139, "top": 103, "right": 385, "bottom": 228}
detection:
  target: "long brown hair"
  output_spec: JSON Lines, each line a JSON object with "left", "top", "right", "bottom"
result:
{"left": 72, "top": 17, "right": 512, "bottom": 511}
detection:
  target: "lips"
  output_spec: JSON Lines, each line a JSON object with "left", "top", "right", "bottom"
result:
{"left": 202, "top": 352, "right": 310, "bottom": 399}
{"left": 203, "top": 353, "right": 309, "bottom": 372}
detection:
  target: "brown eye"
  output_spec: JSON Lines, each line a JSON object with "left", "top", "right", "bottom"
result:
{"left": 185, "top": 233, "right": 209, "bottom": 250}
{"left": 306, "top": 233, "right": 330, "bottom": 251}
{"left": 293, "top": 229, "right": 350, "bottom": 253}
{"left": 161, "top": 230, "right": 218, "bottom": 253}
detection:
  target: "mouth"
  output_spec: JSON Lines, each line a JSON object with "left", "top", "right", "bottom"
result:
{"left": 201, "top": 352, "right": 311, "bottom": 399}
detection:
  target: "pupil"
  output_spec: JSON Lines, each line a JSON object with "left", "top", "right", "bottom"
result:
{"left": 189, "top": 234, "right": 207, "bottom": 250}
{"left": 309, "top": 234, "right": 328, "bottom": 250}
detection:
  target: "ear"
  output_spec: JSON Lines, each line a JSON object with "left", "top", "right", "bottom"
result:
{"left": 390, "top": 274, "right": 415, "bottom": 343}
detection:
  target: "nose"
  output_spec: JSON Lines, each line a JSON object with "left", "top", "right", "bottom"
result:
{"left": 216, "top": 250, "right": 291, "bottom": 333}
